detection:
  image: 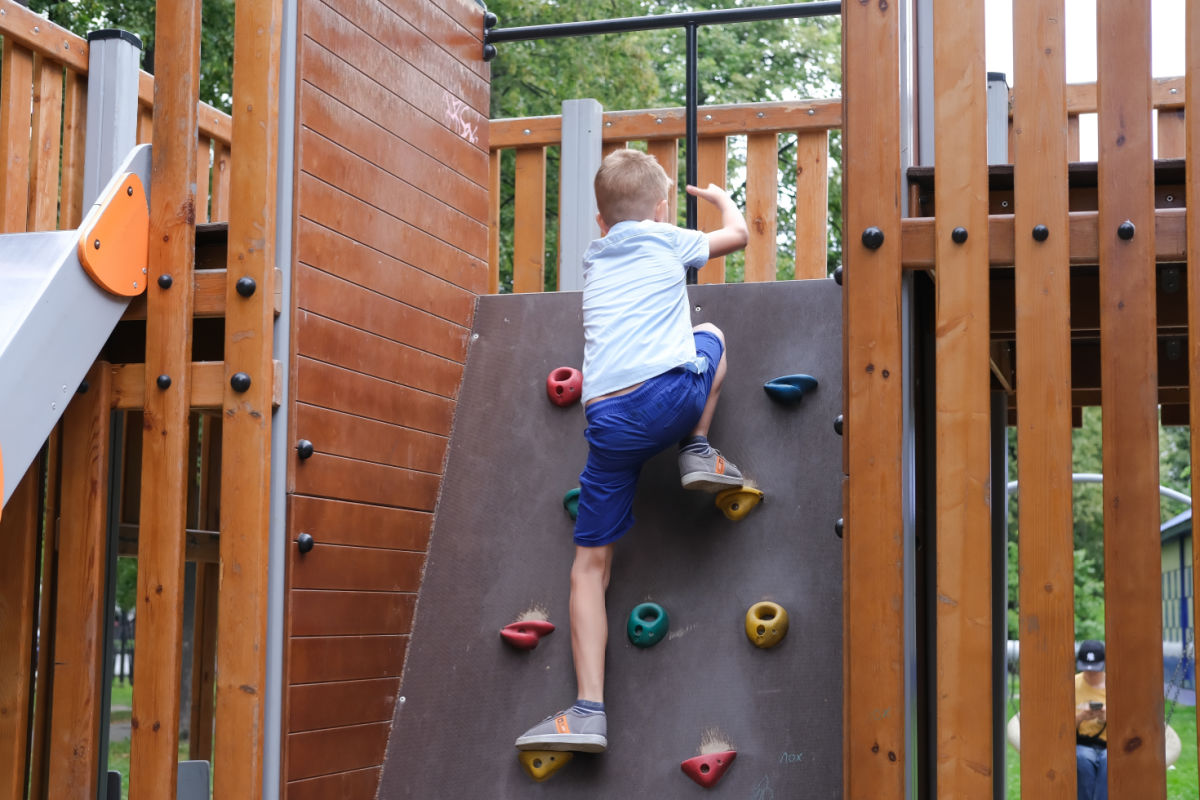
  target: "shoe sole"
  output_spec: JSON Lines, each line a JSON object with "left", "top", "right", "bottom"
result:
{"left": 681, "top": 472, "right": 743, "bottom": 492}
{"left": 515, "top": 734, "right": 607, "bottom": 753}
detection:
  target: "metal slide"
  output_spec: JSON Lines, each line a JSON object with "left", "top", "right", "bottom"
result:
{"left": 0, "top": 144, "right": 151, "bottom": 508}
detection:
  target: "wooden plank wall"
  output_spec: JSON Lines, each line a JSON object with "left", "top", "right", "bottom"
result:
{"left": 1190, "top": 0, "right": 1200, "bottom": 778}
{"left": 284, "top": 0, "right": 489, "bottom": 796}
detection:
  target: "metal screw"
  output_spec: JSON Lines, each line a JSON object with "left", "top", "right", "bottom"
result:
{"left": 835, "top": 518, "right": 844, "bottom": 539}
{"left": 834, "top": 415, "right": 843, "bottom": 436}
{"left": 94, "top": 239, "right": 101, "bottom": 249}
{"left": 1001, "top": 200, "right": 1009, "bottom": 208}
{"left": 756, "top": 111, "right": 765, "bottom": 118}
{"left": 33, "top": 25, "right": 39, "bottom": 33}
{"left": 1166, "top": 194, "right": 1174, "bottom": 203}
{"left": 705, "top": 114, "right": 712, "bottom": 121}
{"left": 471, "top": 333, "right": 479, "bottom": 341}
{"left": 655, "top": 118, "right": 663, "bottom": 124}
{"left": 127, "top": 185, "right": 133, "bottom": 196}
{"left": 807, "top": 108, "right": 815, "bottom": 115}
{"left": 522, "top": 128, "right": 530, "bottom": 135}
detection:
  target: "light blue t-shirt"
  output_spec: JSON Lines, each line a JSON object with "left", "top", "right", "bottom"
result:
{"left": 580, "top": 220, "right": 710, "bottom": 404}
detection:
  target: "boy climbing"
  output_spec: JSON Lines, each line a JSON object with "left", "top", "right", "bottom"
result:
{"left": 515, "top": 149, "right": 750, "bottom": 753}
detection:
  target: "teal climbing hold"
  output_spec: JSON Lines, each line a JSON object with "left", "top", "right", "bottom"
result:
{"left": 563, "top": 488, "right": 580, "bottom": 520}
{"left": 627, "top": 602, "right": 669, "bottom": 648}
{"left": 763, "top": 374, "right": 818, "bottom": 404}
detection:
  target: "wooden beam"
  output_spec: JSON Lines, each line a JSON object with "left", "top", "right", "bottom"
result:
{"left": 214, "top": 0, "right": 281, "bottom": 793}
{"left": 28, "top": 426, "right": 59, "bottom": 800}
{"left": 793, "top": 131, "right": 829, "bottom": 280}
{"left": 744, "top": 133, "right": 779, "bottom": 282}
{"left": 189, "top": 563, "right": 219, "bottom": 760}
{"left": 110, "top": 361, "right": 282, "bottom": 410}
{"left": 842, "top": 0, "right": 906, "bottom": 795}
{"left": 1012, "top": 2, "right": 1076, "bottom": 797}
{"left": 47, "top": 362, "right": 112, "bottom": 799}
{"left": 696, "top": 136, "right": 728, "bottom": 284}
{"left": 116, "top": 524, "right": 220, "bottom": 562}
{"left": 1097, "top": 4, "right": 1166, "bottom": 795}
{"left": 130, "top": 0, "right": 202, "bottom": 794}
{"left": 0, "top": 463, "right": 41, "bottom": 799}
{"left": 512, "top": 147, "right": 546, "bottom": 293}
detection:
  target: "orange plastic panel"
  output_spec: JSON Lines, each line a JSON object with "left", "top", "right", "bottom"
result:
{"left": 77, "top": 173, "right": 149, "bottom": 296}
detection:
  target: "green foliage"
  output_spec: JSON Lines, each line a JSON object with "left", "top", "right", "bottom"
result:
{"left": 486, "top": 0, "right": 843, "bottom": 291}
{"left": 28, "top": 0, "right": 235, "bottom": 112}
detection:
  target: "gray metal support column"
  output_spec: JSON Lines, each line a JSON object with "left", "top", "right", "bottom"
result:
{"left": 83, "top": 30, "right": 142, "bottom": 207}
{"left": 557, "top": 99, "right": 603, "bottom": 292}
{"left": 987, "top": 72, "right": 1010, "bottom": 164}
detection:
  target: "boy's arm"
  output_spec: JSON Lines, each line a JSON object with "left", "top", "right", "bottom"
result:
{"left": 686, "top": 183, "right": 749, "bottom": 259}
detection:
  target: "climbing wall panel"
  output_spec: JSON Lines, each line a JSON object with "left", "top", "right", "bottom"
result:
{"left": 379, "top": 280, "right": 843, "bottom": 797}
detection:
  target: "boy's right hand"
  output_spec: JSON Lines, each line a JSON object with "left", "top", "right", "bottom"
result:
{"left": 686, "top": 184, "right": 748, "bottom": 258}
{"left": 685, "top": 183, "right": 733, "bottom": 205}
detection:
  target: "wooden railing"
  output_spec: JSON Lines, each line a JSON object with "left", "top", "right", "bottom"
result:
{"left": 0, "top": 0, "right": 232, "bottom": 235}
{"left": 488, "top": 97, "right": 842, "bottom": 293}
{"left": 1031, "top": 75, "right": 1187, "bottom": 159}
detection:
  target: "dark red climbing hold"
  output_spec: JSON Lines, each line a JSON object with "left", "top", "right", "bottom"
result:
{"left": 681, "top": 750, "right": 736, "bottom": 788}
{"left": 546, "top": 367, "right": 582, "bottom": 407}
{"left": 501, "top": 619, "right": 556, "bottom": 650}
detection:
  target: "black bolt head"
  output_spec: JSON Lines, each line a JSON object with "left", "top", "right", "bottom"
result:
{"left": 861, "top": 227, "right": 885, "bottom": 250}
{"left": 1117, "top": 220, "right": 1135, "bottom": 240}
{"left": 951, "top": 227, "right": 968, "bottom": 244}
{"left": 835, "top": 517, "right": 844, "bottom": 539}
{"left": 297, "top": 532, "right": 315, "bottom": 554}
{"left": 235, "top": 276, "right": 257, "bottom": 297}
{"left": 77, "top": 380, "right": 90, "bottom": 394}
{"left": 1032, "top": 224, "right": 1049, "bottom": 242}
{"left": 156, "top": 374, "right": 172, "bottom": 390}
{"left": 833, "top": 265, "right": 843, "bottom": 286}
{"left": 93, "top": 239, "right": 101, "bottom": 249}
{"left": 230, "top": 372, "right": 252, "bottom": 392}
{"left": 482, "top": 43, "right": 497, "bottom": 61}
{"left": 484, "top": 11, "right": 498, "bottom": 28}
{"left": 834, "top": 414, "right": 843, "bottom": 436}
{"left": 157, "top": 274, "right": 173, "bottom": 289}
{"left": 296, "top": 439, "right": 315, "bottom": 460}
{"left": 126, "top": 185, "right": 134, "bottom": 196}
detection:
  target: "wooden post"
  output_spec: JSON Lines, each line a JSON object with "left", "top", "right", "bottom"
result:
{"left": 1186, "top": 0, "right": 1200, "bottom": 778}
{"left": 696, "top": 136, "right": 727, "bottom": 284}
{"left": 1012, "top": 2, "right": 1076, "bottom": 798}
{"left": 793, "top": 131, "right": 829, "bottom": 280}
{"left": 1097, "top": 3, "right": 1165, "bottom": 796}
{"left": 647, "top": 137, "right": 678, "bottom": 223}
{"left": 28, "top": 428, "right": 59, "bottom": 800}
{"left": 0, "top": 464, "right": 41, "bottom": 800}
{"left": 933, "top": 0, "right": 992, "bottom": 794}
{"left": 47, "top": 362, "right": 112, "bottom": 799}
{"left": 744, "top": 132, "right": 778, "bottom": 282}
{"left": 28, "top": 55, "right": 64, "bottom": 231}
{"left": 512, "top": 147, "right": 546, "bottom": 293}
{"left": 488, "top": 149, "right": 501, "bottom": 294}
{"left": 0, "top": 42, "right": 33, "bottom": 232}
{"left": 60, "top": 70, "right": 89, "bottom": 229}
{"left": 214, "top": 0, "right": 281, "bottom": 794}
{"left": 130, "top": 0, "right": 201, "bottom": 795}
{"left": 842, "top": 0, "right": 906, "bottom": 796}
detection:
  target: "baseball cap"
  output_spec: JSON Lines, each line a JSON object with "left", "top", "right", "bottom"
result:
{"left": 1077, "top": 640, "right": 1105, "bottom": 671}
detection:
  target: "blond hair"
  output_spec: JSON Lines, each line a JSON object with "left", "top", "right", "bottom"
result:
{"left": 594, "top": 149, "right": 672, "bottom": 226}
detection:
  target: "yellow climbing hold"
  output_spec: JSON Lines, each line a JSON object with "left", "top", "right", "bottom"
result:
{"left": 715, "top": 486, "right": 764, "bottom": 521}
{"left": 518, "top": 750, "right": 573, "bottom": 782}
{"left": 745, "top": 601, "right": 789, "bottom": 649}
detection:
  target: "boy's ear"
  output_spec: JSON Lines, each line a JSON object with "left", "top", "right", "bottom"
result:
{"left": 596, "top": 212, "right": 611, "bottom": 236}
{"left": 654, "top": 197, "right": 669, "bottom": 223}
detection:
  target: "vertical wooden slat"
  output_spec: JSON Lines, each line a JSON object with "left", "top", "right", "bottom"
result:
{"left": 1186, "top": 0, "right": 1200, "bottom": 777}
{"left": 214, "top": 0, "right": 281, "bottom": 794}
{"left": 488, "top": 148, "right": 501, "bottom": 294}
{"left": 842, "top": 0, "right": 906, "bottom": 795}
{"left": 210, "top": 142, "right": 231, "bottom": 222}
{"left": 137, "top": 104, "right": 154, "bottom": 146}
{"left": 130, "top": 0, "right": 202, "bottom": 795}
{"left": 188, "top": 563, "right": 219, "bottom": 761}
{"left": 744, "top": 132, "right": 778, "bottom": 282}
{"left": 60, "top": 70, "right": 88, "bottom": 229}
{"left": 647, "top": 138, "right": 678, "bottom": 223}
{"left": 1012, "top": 2, "right": 1076, "bottom": 797}
{"left": 601, "top": 140, "right": 627, "bottom": 158}
{"left": 696, "top": 136, "right": 728, "bottom": 284}
{"left": 512, "top": 146, "right": 546, "bottom": 293}
{"left": 793, "top": 131, "right": 829, "bottom": 280}
{"left": 0, "top": 464, "right": 41, "bottom": 800}
{"left": 1097, "top": 3, "right": 1165, "bottom": 797}
{"left": 1067, "top": 114, "right": 1081, "bottom": 162}
{"left": 933, "top": 1, "right": 992, "bottom": 794}
{"left": 28, "top": 428, "right": 60, "bottom": 800}
{"left": 1156, "top": 108, "right": 1186, "bottom": 158}
{"left": 196, "top": 137, "right": 212, "bottom": 223}
{"left": 47, "top": 363, "right": 112, "bottom": 800}
{"left": 0, "top": 42, "right": 34, "bottom": 232}
{"left": 28, "top": 55, "right": 64, "bottom": 231}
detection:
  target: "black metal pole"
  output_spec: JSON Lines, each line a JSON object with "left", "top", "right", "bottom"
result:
{"left": 685, "top": 21, "right": 699, "bottom": 285}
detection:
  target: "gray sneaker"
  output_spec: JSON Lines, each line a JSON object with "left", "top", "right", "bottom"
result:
{"left": 679, "top": 446, "right": 743, "bottom": 492}
{"left": 515, "top": 707, "right": 607, "bottom": 752}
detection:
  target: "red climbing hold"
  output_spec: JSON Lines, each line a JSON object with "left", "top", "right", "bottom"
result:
{"left": 546, "top": 367, "right": 582, "bottom": 407}
{"left": 680, "top": 750, "right": 737, "bottom": 788}
{"left": 501, "top": 619, "right": 556, "bottom": 650}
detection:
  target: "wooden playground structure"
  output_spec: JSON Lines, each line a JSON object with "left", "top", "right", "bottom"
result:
{"left": 0, "top": 0, "right": 1196, "bottom": 797}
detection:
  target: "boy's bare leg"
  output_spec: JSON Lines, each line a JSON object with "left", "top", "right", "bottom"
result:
{"left": 690, "top": 322, "right": 727, "bottom": 438}
{"left": 570, "top": 543, "right": 613, "bottom": 702}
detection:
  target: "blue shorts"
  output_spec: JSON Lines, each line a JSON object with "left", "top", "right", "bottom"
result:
{"left": 573, "top": 331, "right": 724, "bottom": 547}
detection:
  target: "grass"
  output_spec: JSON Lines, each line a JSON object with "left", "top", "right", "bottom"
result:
{"left": 1004, "top": 687, "right": 1199, "bottom": 798}
{"left": 106, "top": 678, "right": 191, "bottom": 800}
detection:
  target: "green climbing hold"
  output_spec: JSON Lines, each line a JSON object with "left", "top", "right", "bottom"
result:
{"left": 627, "top": 602, "right": 669, "bottom": 648}
{"left": 563, "top": 488, "right": 580, "bottom": 520}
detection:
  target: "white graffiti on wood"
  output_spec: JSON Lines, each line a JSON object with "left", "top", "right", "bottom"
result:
{"left": 444, "top": 94, "right": 479, "bottom": 144}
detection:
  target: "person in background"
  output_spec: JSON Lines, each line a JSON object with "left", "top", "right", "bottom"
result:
{"left": 1075, "top": 639, "right": 1107, "bottom": 800}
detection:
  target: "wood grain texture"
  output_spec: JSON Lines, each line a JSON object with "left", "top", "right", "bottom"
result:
{"left": 48, "top": 363, "right": 111, "bottom": 799}
{"left": 932, "top": 0, "right": 993, "bottom": 793}
{"left": 28, "top": 55, "right": 63, "bottom": 230}
{"left": 1011, "top": 2, "right": 1077, "bottom": 797}
{"left": 27, "top": 427, "right": 60, "bottom": 800}
{"left": 513, "top": 147, "right": 547, "bottom": 293}
{"left": 210, "top": 142, "right": 231, "bottom": 221}
{"left": 292, "top": 357, "right": 454, "bottom": 436}
{"left": 744, "top": 133, "right": 778, "bottom": 282}
{"left": 60, "top": 69, "right": 88, "bottom": 228}
{"left": 793, "top": 131, "right": 829, "bottom": 279}
{"left": 287, "top": 678, "right": 399, "bottom": 732}
{"left": 129, "top": 1, "right": 201, "bottom": 794}
{"left": 0, "top": 464, "right": 40, "bottom": 800}
{"left": 188, "top": 562, "right": 219, "bottom": 761}
{"left": 286, "top": 722, "right": 391, "bottom": 781}
{"left": 842, "top": 0, "right": 907, "bottom": 795}
{"left": 287, "top": 496, "right": 432, "bottom": 552}
{"left": 287, "top": 636, "right": 408, "bottom": 685}
{"left": 647, "top": 137, "right": 679, "bottom": 223}
{"left": 0, "top": 42, "right": 33, "bottom": 232}
{"left": 292, "top": 403, "right": 447, "bottom": 474}
{"left": 1097, "top": 3, "right": 1166, "bottom": 796}
{"left": 696, "top": 136, "right": 728, "bottom": 284}
{"left": 1187, "top": 0, "right": 1199, "bottom": 775}
{"left": 286, "top": 767, "right": 380, "bottom": 800}
{"left": 289, "top": 590, "right": 416, "bottom": 638}
{"left": 1157, "top": 108, "right": 1186, "bottom": 158}
{"left": 489, "top": 148, "right": 501, "bottom": 294}
{"left": 290, "top": 544, "right": 425, "bottom": 592}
